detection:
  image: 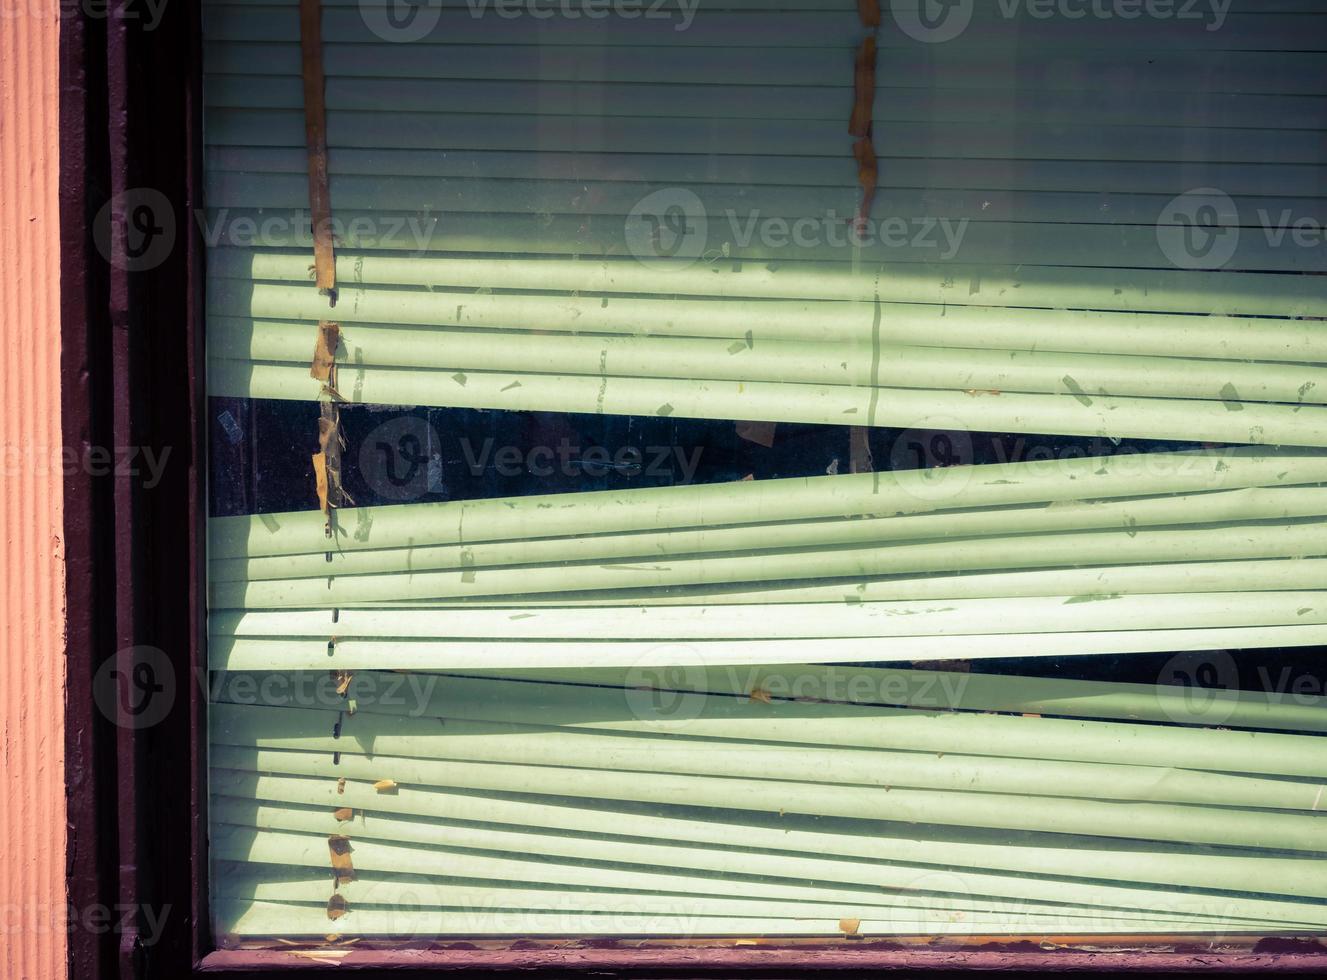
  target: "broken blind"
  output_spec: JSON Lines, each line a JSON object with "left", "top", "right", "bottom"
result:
{"left": 203, "top": 0, "right": 1327, "bottom": 945}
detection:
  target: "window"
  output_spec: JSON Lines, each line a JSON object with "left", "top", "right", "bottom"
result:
{"left": 198, "top": 0, "right": 1326, "bottom": 956}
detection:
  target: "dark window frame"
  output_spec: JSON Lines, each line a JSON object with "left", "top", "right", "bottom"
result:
{"left": 56, "top": 2, "right": 1327, "bottom": 977}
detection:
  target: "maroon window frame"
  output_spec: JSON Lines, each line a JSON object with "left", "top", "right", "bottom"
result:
{"left": 55, "top": 2, "right": 1327, "bottom": 977}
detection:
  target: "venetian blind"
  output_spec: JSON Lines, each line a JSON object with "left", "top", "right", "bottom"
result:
{"left": 203, "top": 0, "right": 1327, "bottom": 943}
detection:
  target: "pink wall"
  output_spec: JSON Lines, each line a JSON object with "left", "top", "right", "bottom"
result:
{"left": 0, "top": 2, "right": 67, "bottom": 978}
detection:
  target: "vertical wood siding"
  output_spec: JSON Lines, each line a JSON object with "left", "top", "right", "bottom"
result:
{"left": 0, "top": 2, "right": 66, "bottom": 977}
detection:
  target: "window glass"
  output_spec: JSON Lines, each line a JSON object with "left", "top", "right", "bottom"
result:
{"left": 204, "top": 0, "right": 1327, "bottom": 946}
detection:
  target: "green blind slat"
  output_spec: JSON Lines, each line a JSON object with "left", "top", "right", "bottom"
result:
{"left": 432, "top": 660, "right": 1327, "bottom": 732}
{"left": 204, "top": 146, "right": 1327, "bottom": 197}
{"left": 209, "top": 488, "right": 1327, "bottom": 583}
{"left": 214, "top": 670, "right": 1327, "bottom": 778}
{"left": 208, "top": 448, "right": 1327, "bottom": 558}
{"left": 210, "top": 699, "right": 1326, "bottom": 812}
{"left": 203, "top": 75, "right": 1327, "bottom": 131}
{"left": 206, "top": 759, "right": 1327, "bottom": 903}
